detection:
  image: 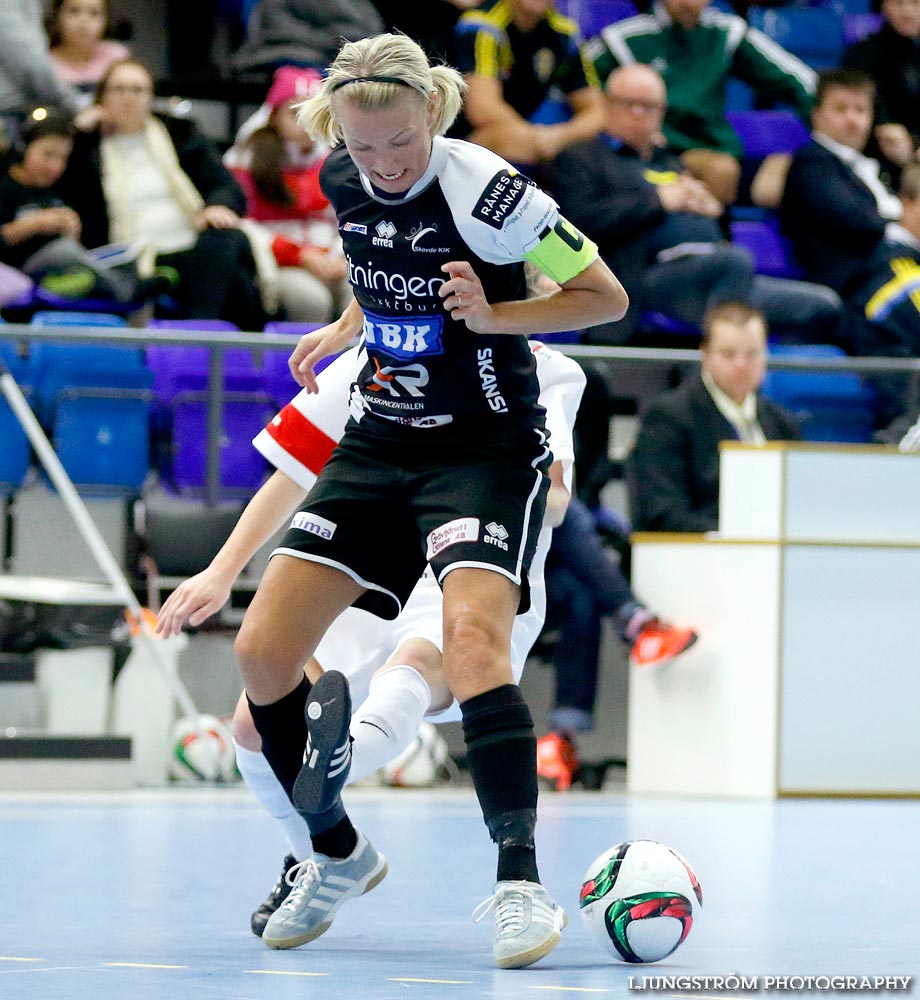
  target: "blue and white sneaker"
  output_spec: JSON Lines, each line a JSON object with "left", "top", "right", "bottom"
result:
{"left": 473, "top": 880, "right": 568, "bottom": 968}
{"left": 262, "top": 831, "right": 388, "bottom": 949}
{"left": 293, "top": 670, "right": 352, "bottom": 815}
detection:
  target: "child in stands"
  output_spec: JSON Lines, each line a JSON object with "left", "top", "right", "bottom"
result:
{"left": 47, "top": 0, "right": 129, "bottom": 105}
{"left": 0, "top": 107, "right": 166, "bottom": 302}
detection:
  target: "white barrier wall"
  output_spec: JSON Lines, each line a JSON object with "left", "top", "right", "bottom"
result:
{"left": 630, "top": 443, "right": 920, "bottom": 797}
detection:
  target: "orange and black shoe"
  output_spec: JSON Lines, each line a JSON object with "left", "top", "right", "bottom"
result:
{"left": 536, "top": 732, "right": 580, "bottom": 791}
{"left": 631, "top": 620, "right": 698, "bottom": 671}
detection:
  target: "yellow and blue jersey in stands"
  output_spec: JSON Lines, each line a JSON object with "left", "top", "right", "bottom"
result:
{"left": 455, "top": 0, "right": 599, "bottom": 122}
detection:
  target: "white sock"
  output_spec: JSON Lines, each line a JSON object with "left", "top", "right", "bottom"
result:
{"left": 347, "top": 664, "right": 432, "bottom": 783}
{"left": 233, "top": 740, "right": 311, "bottom": 861}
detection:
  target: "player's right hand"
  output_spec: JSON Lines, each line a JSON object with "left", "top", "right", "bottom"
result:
{"left": 155, "top": 570, "right": 233, "bottom": 636}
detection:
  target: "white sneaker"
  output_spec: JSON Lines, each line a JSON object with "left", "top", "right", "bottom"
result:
{"left": 473, "top": 880, "right": 568, "bottom": 968}
{"left": 261, "top": 831, "right": 387, "bottom": 949}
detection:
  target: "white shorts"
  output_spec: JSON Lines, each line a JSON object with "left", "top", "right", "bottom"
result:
{"left": 312, "top": 526, "right": 550, "bottom": 724}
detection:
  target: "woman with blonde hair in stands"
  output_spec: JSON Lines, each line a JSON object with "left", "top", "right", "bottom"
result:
{"left": 231, "top": 31, "right": 628, "bottom": 968}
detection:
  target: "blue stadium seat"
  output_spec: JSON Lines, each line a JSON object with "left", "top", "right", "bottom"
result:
{"left": 747, "top": 7, "right": 845, "bottom": 70}
{"left": 762, "top": 344, "right": 877, "bottom": 443}
{"left": 27, "top": 341, "right": 153, "bottom": 492}
{"left": 29, "top": 310, "right": 128, "bottom": 329}
{"left": 0, "top": 351, "right": 31, "bottom": 494}
{"left": 731, "top": 218, "right": 803, "bottom": 280}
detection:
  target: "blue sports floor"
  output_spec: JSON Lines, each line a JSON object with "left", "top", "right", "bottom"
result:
{"left": 2, "top": 787, "right": 918, "bottom": 1000}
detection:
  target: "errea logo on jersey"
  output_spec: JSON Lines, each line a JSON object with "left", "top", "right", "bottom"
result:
{"left": 373, "top": 220, "right": 397, "bottom": 247}
{"left": 484, "top": 522, "right": 509, "bottom": 551}
{"left": 291, "top": 512, "right": 337, "bottom": 539}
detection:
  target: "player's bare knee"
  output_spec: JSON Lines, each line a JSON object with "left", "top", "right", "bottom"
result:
{"left": 386, "top": 637, "right": 441, "bottom": 680}
{"left": 234, "top": 624, "right": 297, "bottom": 700}
{"left": 231, "top": 692, "right": 261, "bottom": 751}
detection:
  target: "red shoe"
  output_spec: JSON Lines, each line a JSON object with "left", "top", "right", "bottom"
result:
{"left": 631, "top": 621, "right": 698, "bottom": 671}
{"left": 536, "top": 732, "right": 579, "bottom": 791}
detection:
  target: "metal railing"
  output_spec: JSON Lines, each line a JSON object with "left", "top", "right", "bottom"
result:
{"left": 3, "top": 322, "right": 920, "bottom": 505}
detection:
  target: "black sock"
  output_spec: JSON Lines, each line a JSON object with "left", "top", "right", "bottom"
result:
{"left": 461, "top": 684, "right": 540, "bottom": 884}
{"left": 247, "top": 676, "right": 311, "bottom": 801}
{"left": 310, "top": 815, "right": 358, "bottom": 860}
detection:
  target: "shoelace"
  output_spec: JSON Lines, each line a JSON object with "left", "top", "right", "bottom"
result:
{"left": 280, "top": 858, "right": 323, "bottom": 908}
{"left": 471, "top": 882, "right": 535, "bottom": 937}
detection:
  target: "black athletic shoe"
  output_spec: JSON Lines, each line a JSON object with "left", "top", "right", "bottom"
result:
{"left": 251, "top": 853, "right": 299, "bottom": 937}
{"left": 293, "top": 670, "right": 353, "bottom": 815}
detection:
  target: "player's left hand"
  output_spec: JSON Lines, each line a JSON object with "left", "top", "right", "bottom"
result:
{"left": 440, "top": 260, "right": 495, "bottom": 333}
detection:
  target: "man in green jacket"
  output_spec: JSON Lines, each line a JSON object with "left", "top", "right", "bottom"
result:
{"left": 584, "top": 0, "right": 815, "bottom": 204}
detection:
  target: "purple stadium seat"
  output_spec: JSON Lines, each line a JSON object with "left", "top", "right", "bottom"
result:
{"left": 263, "top": 322, "right": 334, "bottom": 410}
{"left": 843, "top": 12, "right": 883, "bottom": 45}
{"left": 731, "top": 218, "right": 803, "bottom": 280}
{"left": 637, "top": 311, "right": 700, "bottom": 337}
{"left": 145, "top": 321, "right": 263, "bottom": 399}
{"left": 558, "top": 0, "right": 639, "bottom": 38}
{"left": 726, "top": 110, "right": 811, "bottom": 159}
{"left": 170, "top": 392, "right": 274, "bottom": 495}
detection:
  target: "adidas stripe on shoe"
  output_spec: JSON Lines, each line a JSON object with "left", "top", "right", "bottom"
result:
{"left": 261, "top": 831, "right": 388, "bottom": 949}
{"left": 293, "top": 669, "right": 353, "bottom": 815}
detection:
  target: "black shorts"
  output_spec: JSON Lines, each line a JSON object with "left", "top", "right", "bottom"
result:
{"left": 273, "top": 417, "right": 551, "bottom": 619}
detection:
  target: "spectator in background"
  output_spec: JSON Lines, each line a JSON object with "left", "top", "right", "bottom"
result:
{"left": 780, "top": 68, "right": 920, "bottom": 428}
{"left": 47, "top": 0, "right": 130, "bottom": 106}
{"left": 0, "top": 107, "right": 164, "bottom": 304}
{"left": 584, "top": 0, "right": 816, "bottom": 205}
{"left": 232, "top": 0, "right": 384, "bottom": 76}
{"left": 844, "top": 0, "right": 920, "bottom": 174}
{"left": 554, "top": 64, "right": 841, "bottom": 344}
{"left": 627, "top": 302, "right": 800, "bottom": 533}
{"left": 452, "top": 0, "right": 605, "bottom": 169}
{"left": 60, "top": 59, "right": 268, "bottom": 329}
{"left": 224, "top": 66, "right": 350, "bottom": 323}
{"left": 372, "top": 0, "right": 482, "bottom": 64}
{"left": 0, "top": 0, "right": 81, "bottom": 121}
{"left": 537, "top": 494, "right": 697, "bottom": 792}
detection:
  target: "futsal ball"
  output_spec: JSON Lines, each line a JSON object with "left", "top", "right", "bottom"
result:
{"left": 380, "top": 723, "right": 450, "bottom": 787}
{"left": 168, "top": 714, "right": 237, "bottom": 783}
{"left": 579, "top": 840, "right": 702, "bottom": 963}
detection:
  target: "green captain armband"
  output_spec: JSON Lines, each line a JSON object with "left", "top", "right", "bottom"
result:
{"left": 523, "top": 216, "right": 598, "bottom": 284}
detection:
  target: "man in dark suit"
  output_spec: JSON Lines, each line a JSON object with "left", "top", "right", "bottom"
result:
{"left": 627, "top": 302, "right": 800, "bottom": 533}
{"left": 780, "top": 67, "right": 920, "bottom": 425}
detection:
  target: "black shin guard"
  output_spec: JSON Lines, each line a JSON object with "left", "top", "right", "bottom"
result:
{"left": 247, "top": 677, "right": 311, "bottom": 801}
{"left": 461, "top": 684, "right": 540, "bottom": 883}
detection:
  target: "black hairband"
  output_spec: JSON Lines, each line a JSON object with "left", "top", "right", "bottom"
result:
{"left": 331, "top": 76, "right": 419, "bottom": 93}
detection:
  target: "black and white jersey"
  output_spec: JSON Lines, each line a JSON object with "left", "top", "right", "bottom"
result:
{"left": 320, "top": 136, "right": 596, "bottom": 434}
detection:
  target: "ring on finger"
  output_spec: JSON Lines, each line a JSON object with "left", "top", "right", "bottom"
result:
{"left": 457, "top": 293, "right": 463, "bottom": 308}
